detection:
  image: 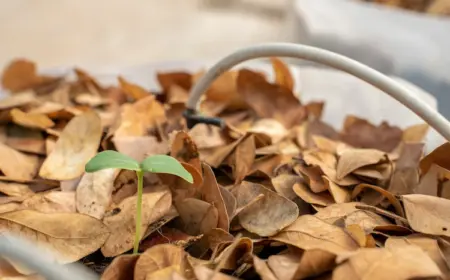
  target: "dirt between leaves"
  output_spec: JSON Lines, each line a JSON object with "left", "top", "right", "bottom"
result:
{"left": 0, "top": 58, "right": 450, "bottom": 280}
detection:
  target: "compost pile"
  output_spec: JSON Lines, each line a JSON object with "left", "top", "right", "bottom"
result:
{"left": 1, "top": 58, "right": 450, "bottom": 280}
{"left": 361, "top": 0, "right": 450, "bottom": 15}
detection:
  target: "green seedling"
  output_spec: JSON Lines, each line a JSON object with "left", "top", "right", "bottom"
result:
{"left": 85, "top": 150, "right": 193, "bottom": 254}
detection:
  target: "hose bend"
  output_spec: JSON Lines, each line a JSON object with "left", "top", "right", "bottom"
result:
{"left": 186, "top": 43, "right": 450, "bottom": 142}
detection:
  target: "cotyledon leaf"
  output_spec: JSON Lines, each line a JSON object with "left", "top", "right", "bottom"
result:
{"left": 140, "top": 154, "right": 193, "bottom": 183}
{"left": 85, "top": 150, "right": 140, "bottom": 172}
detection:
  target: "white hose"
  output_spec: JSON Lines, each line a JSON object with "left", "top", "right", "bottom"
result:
{"left": 186, "top": 43, "right": 450, "bottom": 142}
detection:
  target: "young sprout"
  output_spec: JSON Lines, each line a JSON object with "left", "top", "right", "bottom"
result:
{"left": 85, "top": 150, "right": 193, "bottom": 254}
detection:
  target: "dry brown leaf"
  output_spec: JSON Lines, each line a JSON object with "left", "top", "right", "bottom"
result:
{"left": 294, "top": 161, "right": 328, "bottom": 193}
{"left": 10, "top": 108, "right": 55, "bottom": 130}
{"left": 21, "top": 191, "right": 76, "bottom": 213}
{"left": 193, "top": 266, "right": 238, "bottom": 280}
{"left": 134, "top": 244, "right": 194, "bottom": 280}
{"left": 101, "top": 254, "right": 139, "bottom": 280}
{"left": 402, "top": 194, "right": 450, "bottom": 237}
{"left": 237, "top": 69, "right": 306, "bottom": 128}
{"left": 39, "top": 110, "right": 102, "bottom": 180}
{"left": 268, "top": 249, "right": 336, "bottom": 280}
{"left": 324, "top": 176, "right": 351, "bottom": 203}
{"left": 248, "top": 119, "right": 288, "bottom": 144}
{"left": 333, "top": 245, "right": 442, "bottom": 280}
{"left": 228, "top": 134, "right": 255, "bottom": 184}
{"left": 253, "top": 256, "right": 278, "bottom": 280}
{"left": 170, "top": 131, "right": 201, "bottom": 173}
{"left": 293, "top": 182, "right": 334, "bottom": 206}
{"left": 0, "top": 210, "right": 109, "bottom": 263}
{"left": 113, "top": 136, "right": 169, "bottom": 162}
{"left": 340, "top": 116, "right": 402, "bottom": 152}
{"left": 388, "top": 143, "right": 423, "bottom": 195}
{"left": 188, "top": 124, "right": 227, "bottom": 149}
{"left": 157, "top": 71, "right": 192, "bottom": 92}
{"left": 101, "top": 190, "right": 172, "bottom": 256}
{"left": 233, "top": 181, "right": 298, "bottom": 236}
{"left": 140, "top": 227, "right": 202, "bottom": 251}
{"left": 386, "top": 234, "right": 450, "bottom": 276}
{"left": 5, "top": 126, "right": 46, "bottom": 155}
{"left": 212, "top": 236, "right": 253, "bottom": 270}
{"left": 336, "top": 148, "right": 386, "bottom": 180}
{"left": 402, "top": 123, "right": 429, "bottom": 142}
{"left": 271, "top": 214, "right": 358, "bottom": 254}
{"left": 297, "top": 119, "right": 340, "bottom": 149}
{"left": 176, "top": 197, "right": 218, "bottom": 235}
{"left": 1, "top": 59, "right": 57, "bottom": 92}
{"left": 352, "top": 184, "right": 405, "bottom": 217}
{"left": 0, "top": 142, "right": 39, "bottom": 181}
{"left": 271, "top": 57, "right": 294, "bottom": 92}
{"left": 76, "top": 169, "right": 116, "bottom": 219}
{"left": 219, "top": 186, "right": 237, "bottom": 219}
{"left": 118, "top": 76, "right": 149, "bottom": 100}
{"left": 74, "top": 93, "right": 109, "bottom": 107}
{"left": 345, "top": 224, "right": 367, "bottom": 247}
{"left": 314, "top": 202, "right": 365, "bottom": 224}
{"left": 0, "top": 182, "right": 34, "bottom": 197}
{"left": 344, "top": 210, "right": 391, "bottom": 233}
{"left": 415, "top": 164, "right": 441, "bottom": 196}
{"left": 352, "top": 163, "right": 392, "bottom": 181}
{"left": 201, "top": 164, "right": 229, "bottom": 231}
{"left": 420, "top": 142, "right": 450, "bottom": 174}
{"left": 0, "top": 91, "right": 36, "bottom": 110}
{"left": 271, "top": 173, "right": 303, "bottom": 201}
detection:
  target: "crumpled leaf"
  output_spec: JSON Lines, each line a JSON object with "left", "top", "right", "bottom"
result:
{"left": 101, "top": 190, "right": 172, "bottom": 256}
{"left": 402, "top": 194, "right": 450, "bottom": 237}
{"left": 134, "top": 244, "right": 194, "bottom": 280}
{"left": 76, "top": 169, "right": 116, "bottom": 219}
{"left": 420, "top": 142, "right": 450, "bottom": 174}
{"left": 10, "top": 108, "right": 55, "bottom": 130}
{"left": 271, "top": 214, "right": 359, "bottom": 254}
{"left": 39, "top": 111, "right": 102, "bottom": 180}
{"left": 227, "top": 134, "right": 255, "bottom": 184}
{"left": 0, "top": 210, "right": 109, "bottom": 263}
{"left": 293, "top": 182, "right": 334, "bottom": 206}
{"left": 234, "top": 181, "right": 298, "bottom": 236}
{"left": 333, "top": 245, "right": 442, "bottom": 280}
{"left": 324, "top": 176, "right": 351, "bottom": 203}
{"left": 336, "top": 148, "right": 386, "bottom": 180}
{"left": 0, "top": 142, "right": 39, "bottom": 181}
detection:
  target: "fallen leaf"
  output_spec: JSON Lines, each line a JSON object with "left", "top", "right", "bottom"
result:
{"left": 170, "top": 131, "right": 201, "bottom": 173}
{"left": 39, "top": 110, "right": 102, "bottom": 180}
{"left": 113, "top": 136, "right": 169, "bottom": 162}
{"left": 388, "top": 143, "right": 423, "bottom": 195}
{"left": 324, "top": 176, "right": 351, "bottom": 203}
{"left": 271, "top": 57, "right": 294, "bottom": 92}
{"left": 345, "top": 224, "right": 367, "bottom": 247}
{"left": 134, "top": 244, "right": 193, "bottom": 280}
{"left": 420, "top": 142, "right": 450, "bottom": 174}
{"left": 157, "top": 71, "right": 192, "bottom": 92}
{"left": 5, "top": 125, "right": 46, "bottom": 155}
{"left": 21, "top": 191, "right": 76, "bottom": 213}
{"left": 0, "top": 182, "right": 34, "bottom": 197}
{"left": 228, "top": 134, "right": 255, "bottom": 184}
{"left": 247, "top": 119, "right": 288, "bottom": 144}
{"left": 176, "top": 197, "right": 218, "bottom": 235}
{"left": 212, "top": 236, "right": 253, "bottom": 270}
{"left": 194, "top": 266, "right": 238, "bottom": 280}
{"left": 201, "top": 164, "right": 229, "bottom": 231}
{"left": 344, "top": 210, "right": 391, "bottom": 233}
{"left": 402, "top": 194, "right": 450, "bottom": 237}
{"left": 1, "top": 59, "right": 57, "bottom": 92}
{"left": 253, "top": 256, "right": 278, "bottom": 280}
{"left": 336, "top": 148, "right": 386, "bottom": 180}
{"left": 293, "top": 182, "right": 334, "bottom": 206}
{"left": 101, "top": 190, "right": 172, "bottom": 256}
{"left": 402, "top": 123, "right": 429, "bottom": 142}
{"left": 118, "top": 76, "right": 149, "bottom": 100}
{"left": 140, "top": 227, "right": 202, "bottom": 251}
{"left": 101, "top": 254, "right": 139, "bottom": 280}
{"left": 219, "top": 186, "right": 237, "bottom": 219}
{"left": 333, "top": 245, "right": 442, "bottom": 280}
{"left": 0, "top": 210, "right": 109, "bottom": 263}
{"left": 10, "top": 108, "right": 55, "bottom": 130}
{"left": 0, "top": 91, "right": 36, "bottom": 110}
{"left": 267, "top": 249, "right": 336, "bottom": 280}
{"left": 415, "top": 164, "right": 441, "bottom": 196}
{"left": 0, "top": 142, "right": 39, "bottom": 181}
{"left": 237, "top": 69, "right": 306, "bottom": 128}
{"left": 352, "top": 184, "right": 405, "bottom": 217}
{"left": 314, "top": 202, "right": 366, "bottom": 224}
{"left": 271, "top": 173, "right": 303, "bottom": 200}
{"left": 76, "top": 169, "right": 116, "bottom": 219}
{"left": 294, "top": 161, "right": 328, "bottom": 193}
{"left": 271, "top": 214, "right": 359, "bottom": 254}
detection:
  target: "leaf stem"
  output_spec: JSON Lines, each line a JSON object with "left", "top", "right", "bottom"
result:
{"left": 133, "top": 169, "right": 144, "bottom": 254}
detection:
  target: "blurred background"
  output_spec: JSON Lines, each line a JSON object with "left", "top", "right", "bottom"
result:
{"left": 0, "top": 0, "right": 449, "bottom": 117}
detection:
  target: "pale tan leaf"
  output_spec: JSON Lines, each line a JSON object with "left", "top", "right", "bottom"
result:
{"left": 5, "top": 126, "right": 46, "bottom": 155}
{"left": 76, "top": 169, "right": 116, "bottom": 219}
{"left": 402, "top": 123, "right": 429, "bottom": 142}
{"left": 176, "top": 198, "right": 218, "bottom": 236}
{"left": 101, "top": 190, "right": 172, "bottom": 257}
{"left": 271, "top": 57, "right": 294, "bottom": 92}
{"left": 0, "top": 91, "right": 36, "bottom": 110}
{"left": 314, "top": 202, "right": 365, "bottom": 224}
{"left": 231, "top": 134, "right": 255, "bottom": 184}
{"left": 403, "top": 194, "right": 450, "bottom": 237}
{"left": 294, "top": 161, "right": 328, "bottom": 193}
{"left": 0, "top": 142, "right": 39, "bottom": 181}
{"left": 336, "top": 148, "right": 386, "bottom": 180}
{"left": 134, "top": 244, "right": 193, "bottom": 280}
{"left": 345, "top": 224, "right": 366, "bottom": 247}
{"left": 0, "top": 182, "right": 34, "bottom": 197}
{"left": 112, "top": 136, "right": 169, "bottom": 162}
{"left": 323, "top": 176, "right": 351, "bottom": 203}
{"left": 101, "top": 254, "right": 139, "bottom": 280}
{"left": 21, "top": 191, "right": 76, "bottom": 213}
{"left": 188, "top": 124, "right": 227, "bottom": 149}
{"left": 253, "top": 256, "right": 278, "bottom": 280}
{"left": 271, "top": 215, "right": 359, "bottom": 254}
{"left": 0, "top": 210, "right": 109, "bottom": 263}
{"left": 39, "top": 111, "right": 102, "bottom": 180}
{"left": 352, "top": 184, "right": 405, "bottom": 217}
{"left": 193, "top": 266, "right": 238, "bottom": 280}
{"left": 293, "top": 182, "right": 334, "bottom": 206}
{"left": 333, "top": 245, "right": 442, "bottom": 280}
{"left": 271, "top": 174, "right": 302, "bottom": 200}
{"left": 247, "top": 119, "right": 288, "bottom": 144}
{"left": 344, "top": 210, "right": 391, "bottom": 233}
{"left": 388, "top": 143, "right": 423, "bottom": 195}
{"left": 10, "top": 108, "right": 54, "bottom": 130}
{"left": 118, "top": 76, "right": 149, "bottom": 100}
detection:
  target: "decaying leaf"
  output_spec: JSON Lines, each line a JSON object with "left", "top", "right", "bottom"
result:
{"left": 0, "top": 142, "right": 39, "bottom": 181}
{"left": 101, "top": 254, "right": 139, "bottom": 280}
{"left": 10, "top": 108, "right": 55, "bottom": 130}
{"left": 293, "top": 182, "right": 334, "bottom": 206}
{"left": 21, "top": 191, "right": 76, "bottom": 214}
{"left": 101, "top": 190, "right": 172, "bottom": 256}
{"left": 39, "top": 111, "right": 102, "bottom": 180}
{"left": 176, "top": 198, "right": 218, "bottom": 236}
{"left": 0, "top": 210, "right": 109, "bottom": 263}
{"left": 0, "top": 181, "right": 34, "bottom": 197}
{"left": 336, "top": 148, "right": 386, "bottom": 180}
{"left": 270, "top": 57, "right": 294, "bottom": 92}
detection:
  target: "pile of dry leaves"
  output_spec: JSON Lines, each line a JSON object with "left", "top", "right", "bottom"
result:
{"left": 361, "top": 0, "right": 450, "bottom": 15}
{"left": 0, "top": 57, "right": 450, "bottom": 280}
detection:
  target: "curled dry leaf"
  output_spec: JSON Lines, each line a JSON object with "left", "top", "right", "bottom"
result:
{"left": 324, "top": 176, "right": 351, "bottom": 203}
{"left": 344, "top": 210, "right": 391, "bottom": 233}
{"left": 352, "top": 183, "right": 405, "bottom": 217}
{"left": 101, "top": 254, "right": 139, "bottom": 280}
{"left": 176, "top": 198, "right": 218, "bottom": 236}
{"left": 140, "top": 227, "right": 202, "bottom": 251}
{"left": 39, "top": 110, "right": 102, "bottom": 180}
{"left": 101, "top": 190, "right": 172, "bottom": 257}
{"left": 118, "top": 76, "right": 149, "bottom": 100}
{"left": 333, "top": 245, "right": 442, "bottom": 280}
{"left": 233, "top": 181, "right": 298, "bottom": 236}
{"left": 201, "top": 164, "right": 229, "bottom": 231}
{"left": 267, "top": 249, "right": 336, "bottom": 280}
{"left": 294, "top": 161, "right": 328, "bottom": 193}
{"left": 212, "top": 236, "right": 253, "bottom": 270}
{"left": 271, "top": 57, "right": 294, "bottom": 92}
{"left": 0, "top": 210, "right": 109, "bottom": 263}
{"left": 271, "top": 173, "right": 303, "bottom": 201}
{"left": 134, "top": 244, "right": 194, "bottom": 280}
{"left": 76, "top": 169, "right": 116, "bottom": 219}
{"left": 336, "top": 148, "right": 386, "bottom": 180}
{"left": 403, "top": 194, "right": 450, "bottom": 237}
{"left": 194, "top": 266, "right": 239, "bottom": 280}
{"left": 271, "top": 214, "right": 359, "bottom": 255}
{"left": 0, "top": 142, "right": 39, "bottom": 181}
{"left": 420, "top": 142, "right": 450, "bottom": 174}
{"left": 10, "top": 108, "right": 55, "bottom": 130}
{"left": 293, "top": 182, "right": 334, "bottom": 206}
{"left": 227, "top": 134, "right": 255, "bottom": 184}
